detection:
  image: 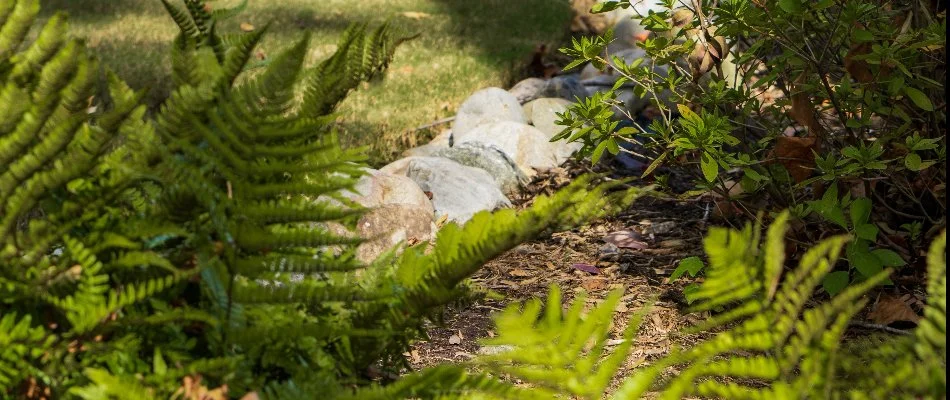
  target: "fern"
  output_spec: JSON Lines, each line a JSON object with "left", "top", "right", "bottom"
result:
{"left": 1, "top": 0, "right": 647, "bottom": 397}
{"left": 16, "top": 1, "right": 939, "bottom": 399}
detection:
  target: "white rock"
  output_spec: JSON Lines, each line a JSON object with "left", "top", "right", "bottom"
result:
{"left": 342, "top": 169, "right": 434, "bottom": 214}
{"left": 525, "top": 98, "right": 583, "bottom": 164}
{"left": 383, "top": 157, "right": 512, "bottom": 224}
{"left": 541, "top": 75, "right": 590, "bottom": 102}
{"left": 432, "top": 142, "right": 528, "bottom": 197}
{"left": 352, "top": 204, "right": 436, "bottom": 264}
{"left": 602, "top": 0, "right": 690, "bottom": 26}
{"left": 508, "top": 77, "right": 547, "bottom": 104}
{"left": 580, "top": 62, "right": 603, "bottom": 81}
{"left": 607, "top": 17, "right": 648, "bottom": 54}
{"left": 402, "top": 129, "right": 453, "bottom": 157}
{"left": 453, "top": 121, "right": 560, "bottom": 177}
{"left": 452, "top": 87, "right": 527, "bottom": 137}
{"left": 379, "top": 157, "right": 414, "bottom": 176}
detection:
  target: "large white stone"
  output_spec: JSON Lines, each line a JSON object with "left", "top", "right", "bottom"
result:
{"left": 452, "top": 121, "right": 560, "bottom": 177}
{"left": 525, "top": 98, "right": 583, "bottom": 164}
{"left": 452, "top": 87, "right": 527, "bottom": 137}
{"left": 342, "top": 168, "right": 434, "bottom": 214}
{"left": 402, "top": 129, "right": 453, "bottom": 158}
{"left": 352, "top": 204, "right": 436, "bottom": 264}
{"left": 382, "top": 156, "right": 511, "bottom": 224}
{"left": 508, "top": 77, "right": 547, "bottom": 104}
{"left": 432, "top": 142, "right": 528, "bottom": 197}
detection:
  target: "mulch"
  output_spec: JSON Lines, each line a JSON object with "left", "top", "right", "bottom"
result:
{"left": 406, "top": 160, "right": 714, "bottom": 386}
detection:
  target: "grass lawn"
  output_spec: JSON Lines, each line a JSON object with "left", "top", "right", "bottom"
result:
{"left": 38, "top": 0, "right": 573, "bottom": 166}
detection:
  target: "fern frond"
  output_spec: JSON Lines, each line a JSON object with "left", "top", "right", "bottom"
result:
{"left": 9, "top": 11, "right": 67, "bottom": 80}
{"left": 0, "top": 313, "right": 52, "bottom": 391}
{"left": 298, "top": 22, "right": 415, "bottom": 116}
{"left": 0, "top": 0, "right": 38, "bottom": 59}
{"left": 70, "top": 368, "right": 156, "bottom": 400}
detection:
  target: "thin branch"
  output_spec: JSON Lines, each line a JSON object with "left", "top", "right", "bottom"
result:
{"left": 410, "top": 116, "right": 455, "bottom": 133}
{"left": 848, "top": 321, "right": 912, "bottom": 336}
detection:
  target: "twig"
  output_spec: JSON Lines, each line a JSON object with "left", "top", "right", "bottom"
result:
{"left": 848, "top": 321, "right": 912, "bottom": 336}
{"left": 582, "top": 81, "right": 639, "bottom": 89}
{"left": 410, "top": 116, "right": 455, "bottom": 133}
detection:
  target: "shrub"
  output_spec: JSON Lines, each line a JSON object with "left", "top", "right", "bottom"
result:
{"left": 555, "top": 0, "right": 946, "bottom": 293}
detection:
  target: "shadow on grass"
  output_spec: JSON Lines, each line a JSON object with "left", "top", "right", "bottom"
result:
{"left": 40, "top": 0, "right": 164, "bottom": 21}
{"left": 40, "top": 0, "right": 572, "bottom": 157}
{"left": 41, "top": 0, "right": 571, "bottom": 96}
{"left": 430, "top": 0, "right": 573, "bottom": 83}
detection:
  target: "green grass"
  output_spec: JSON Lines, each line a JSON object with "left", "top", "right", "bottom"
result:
{"left": 38, "top": 0, "right": 572, "bottom": 165}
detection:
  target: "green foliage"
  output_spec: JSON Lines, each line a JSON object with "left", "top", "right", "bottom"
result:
{"left": 670, "top": 256, "right": 704, "bottom": 303}
{"left": 3, "top": 1, "right": 942, "bottom": 398}
{"left": 555, "top": 0, "right": 946, "bottom": 291}
{"left": 440, "top": 213, "right": 945, "bottom": 399}
{"left": 0, "top": 1, "right": 644, "bottom": 397}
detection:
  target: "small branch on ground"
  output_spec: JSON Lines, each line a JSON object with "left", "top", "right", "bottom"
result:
{"left": 848, "top": 321, "right": 912, "bottom": 336}
{"left": 410, "top": 116, "right": 455, "bottom": 133}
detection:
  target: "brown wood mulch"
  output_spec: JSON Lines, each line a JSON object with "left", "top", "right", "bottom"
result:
{"left": 405, "top": 161, "right": 714, "bottom": 389}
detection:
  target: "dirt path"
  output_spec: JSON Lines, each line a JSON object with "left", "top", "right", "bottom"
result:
{"left": 407, "top": 163, "right": 711, "bottom": 374}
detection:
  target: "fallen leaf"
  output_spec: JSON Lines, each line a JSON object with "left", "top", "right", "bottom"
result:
{"left": 499, "top": 279, "right": 520, "bottom": 289}
{"left": 520, "top": 276, "right": 540, "bottom": 286}
{"left": 239, "top": 22, "right": 255, "bottom": 32}
{"left": 571, "top": 263, "right": 600, "bottom": 274}
{"left": 400, "top": 11, "right": 432, "bottom": 19}
{"left": 659, "top": 239, "right": 686, "bottom": 248}
{"left": 448, "top": 334, "right": 462, "bottom": 345}
{"left": 508, "top": 268, "right": 532, "bottom": 277}
{"left": 771, "top": 136, "right": 817, "bottom": 183}
{"left": 786, "top": 74, "right": 827, "bottom": 142}
{"left": 867, "top": 294, "right": 921, "bottom": 325}
{"left": 403, "top": 350, "right": 421, "bottom": 363}
{"left": 845, "top": 42, "right": 878, "bottom": 83}
{"left": 435, "top": 214, "right": 449, "bottom": 228}
{"left": 604, "top": 230, "right": 649, "bottom": 249}
{"left": 582, "top": 277, "right": 609, "bottom": 291}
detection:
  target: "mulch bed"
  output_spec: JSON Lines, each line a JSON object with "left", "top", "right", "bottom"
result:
{"left": 407, "top": 161, "right": 713, "bottom": 383}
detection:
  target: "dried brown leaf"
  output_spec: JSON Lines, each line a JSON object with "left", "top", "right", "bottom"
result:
{"left": 582, "top": 277, "right": 609, "bottom": 291}
{"left": 772, "top": 136, "right": 817, "bottom": 183}
{"left": 867, "top": 294, "right": 921, "bottom": 325}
